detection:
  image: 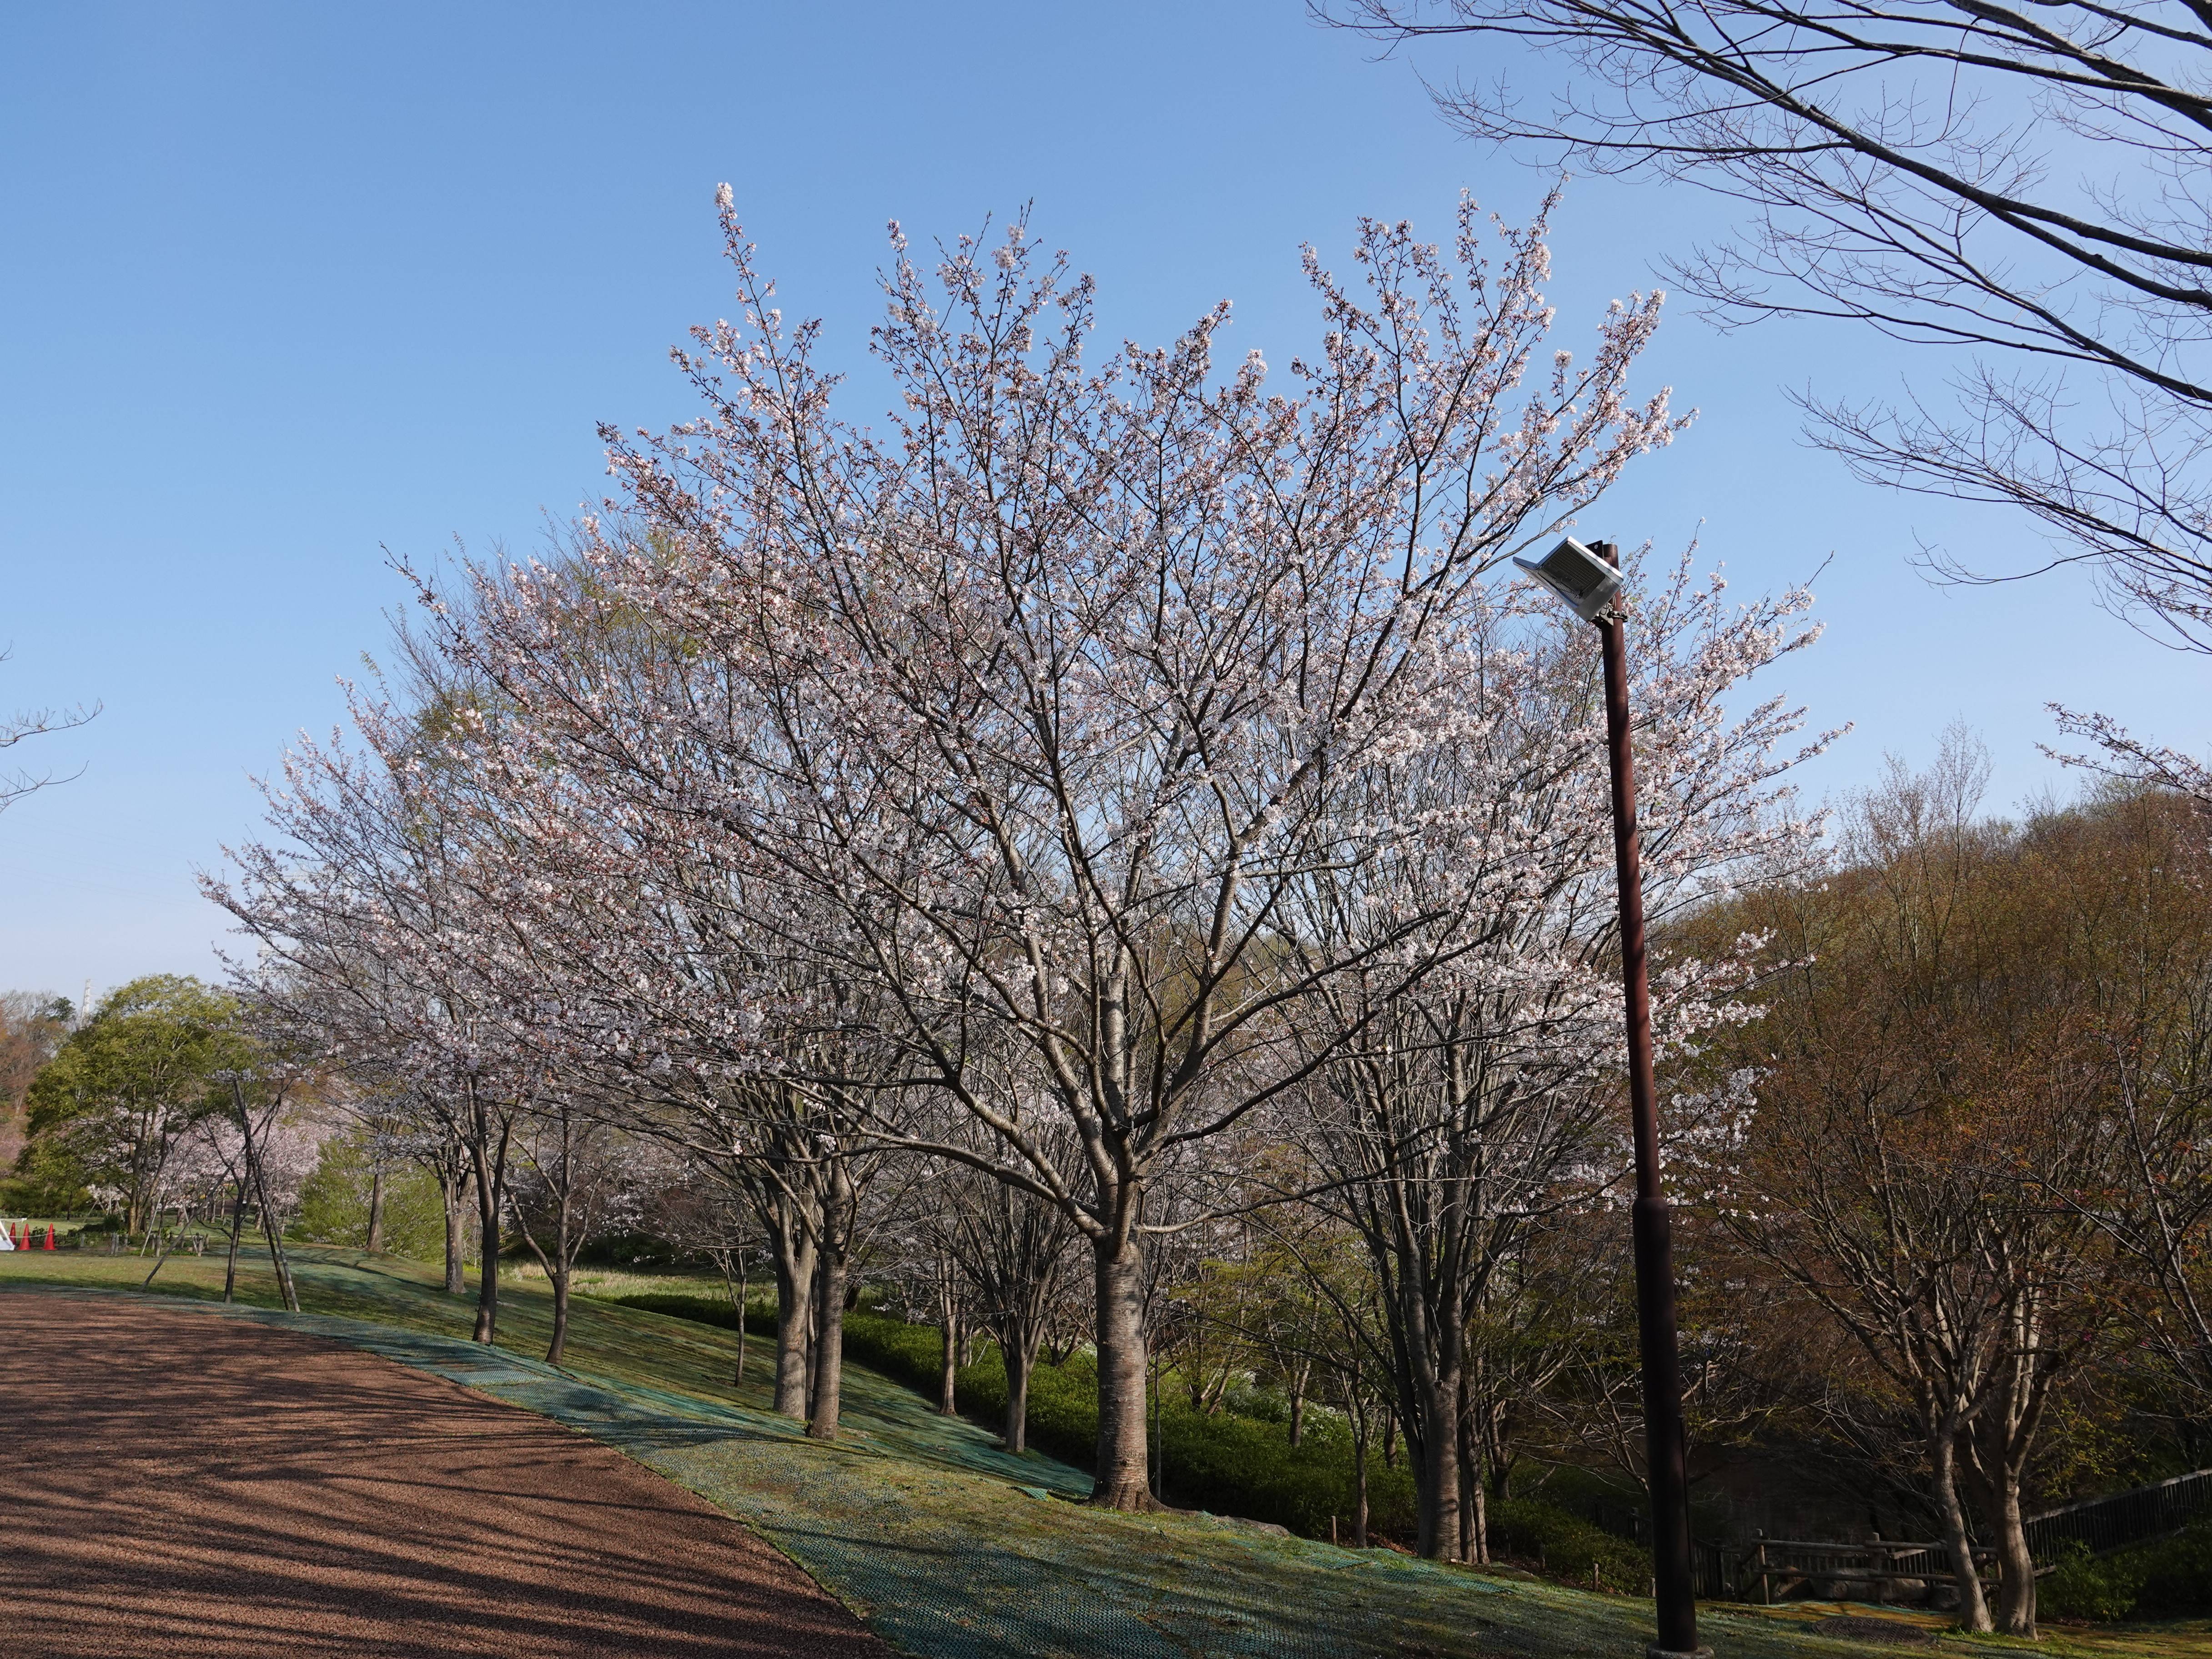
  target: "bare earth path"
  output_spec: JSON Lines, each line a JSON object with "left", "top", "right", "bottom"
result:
{"left": 0, "top": 1295, "right": 887, "bottom": 1659}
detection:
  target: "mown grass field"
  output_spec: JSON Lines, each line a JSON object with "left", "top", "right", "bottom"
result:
{"left": 4, "top": 1245, "right": 2202, "bottom": 1659}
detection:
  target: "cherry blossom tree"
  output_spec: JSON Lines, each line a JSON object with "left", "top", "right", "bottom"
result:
{"left": 533, "top": 188, "right": 1690, "bottom": 1508}
{"left": 1273, "top": 547, "right": 1824, "bottom": 1557}
{"left": 205, "top": 713, "right": 536, "bottom": 1345}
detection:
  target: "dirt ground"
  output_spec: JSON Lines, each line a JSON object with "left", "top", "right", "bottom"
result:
{"left": 0, "top": 1294, "right": 888, "bottom": 1658}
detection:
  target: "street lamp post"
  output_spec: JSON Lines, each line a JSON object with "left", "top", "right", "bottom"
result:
{"left": 1515, "top": 536, "right": 1707, "bottom": 1659}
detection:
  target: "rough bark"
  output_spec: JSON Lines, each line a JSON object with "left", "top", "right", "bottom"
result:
{"left": 1091, "top": 1235, "right": 1153, "bottom": 1509}
{"left": 806, "top": 1167, "right": 853, "bottom": 1442}
{"left": 771, "top": 1224, "right": 816, "bottom": 1420}
{"left": 1413, "top": 1365, "right": 1463, "bottom": 1561}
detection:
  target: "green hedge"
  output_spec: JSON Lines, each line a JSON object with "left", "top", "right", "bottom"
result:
{"left": 2039, "top": 1521, "right": 2212, "bottom": 1622}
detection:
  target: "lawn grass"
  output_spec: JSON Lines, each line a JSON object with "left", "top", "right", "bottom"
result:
{"left": 5, "top": 1246, "right": 2199, "bottom": 1659}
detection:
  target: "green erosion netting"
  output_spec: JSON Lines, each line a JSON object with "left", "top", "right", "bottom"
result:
{"left": 0, "top": 1262, "right": 1901, "bottom": 1659}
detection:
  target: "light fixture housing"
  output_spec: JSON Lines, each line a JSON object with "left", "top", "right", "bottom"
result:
{"left": 1513, "top": 536, "right": 1623, "bottom": 623}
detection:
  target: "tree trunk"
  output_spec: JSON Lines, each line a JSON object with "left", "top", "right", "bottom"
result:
{"left": 471, "top": 1167, "right": 500, "bottom": 1343}
{"left": 1004, "top": 1324, "right": 1038, "bottom": 1454}
{"left": 1413, "top": 1366, "right": 1463, "bottom": 1561}
{"left": 1352, "top": 1408, "right": 1372, "bottom": 1547}
{"left": 1288, "top": 1361, "right": 1307, "bottom": 1448}
{"left": 465, "top": 1092, "right": 509, "bottom": 1345}
{"left": 548, "top": 1261, "right": 571, "bottom": 1367}
{"left": 544, "top": 1153, "right": 575, "bottom": 1368}
{"left": 717, "top": 1251, "right": 750, "bottom": 1386}
{"left": 442, "top": 1169, "right": 469, "bottom": 1296}
{"left": 771, "top": 1227, "right": 815, "bottom": 1419}
{"left": 250, "top": 1150, "right": 299, "bottom": 1313}
{"left": 806, "top": 1171, "right": 851, "bottom": 1442}
{"left": 141, "top": 1209, "right": 176, "bottom": 1287}
{"left": 1968, "top": 1434, "right": 2041, "bottom": 1637}
{"left": 1382, "top": 1408, "right": 1398, "bottom": 1468}
{"left": 222, "top": 1180, "right": 246, "bottom": 1303}
{"left": 1458, "top": 1367, "right": 1489, "bottom": 1563}
{"left": 1932, "top": 1426, "right": 1994, "bottom": 1633}
{"left": 1991, "top": 1493, "right": 2036, "bottom": 1636}
{"left": 365, "top": 1165, "right": 385, "bottom": 1253}
{"left": 1091, "top": 1232, "right": 1153, "bottom": 1510}
{"left": 940, "top": 1307, "right": 961, "bottom": 1416}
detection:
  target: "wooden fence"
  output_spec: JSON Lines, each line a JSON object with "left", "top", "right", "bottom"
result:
{"left": 1736, "top": 1537, "right": 1994, "bottom": 1605}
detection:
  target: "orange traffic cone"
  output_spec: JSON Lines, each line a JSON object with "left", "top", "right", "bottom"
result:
{"left": 43, "top": 1225, "right": 56, "bottom": 1250}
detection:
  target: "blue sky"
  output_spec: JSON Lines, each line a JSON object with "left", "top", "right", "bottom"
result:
{"left": 5, "top": 2, "right": 2204, "bottom": 1002}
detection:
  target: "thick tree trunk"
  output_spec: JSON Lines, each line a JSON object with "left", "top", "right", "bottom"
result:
{"left": 364, "top": 1166, "right": 385, "bottom": 1253}
{"left": 772, "top": 1226, "right": 817, "bottom": 1419}
{"left": 1968, "top": 1438, "right": 2040, "bottom": 1637}
{"left": 1091, "top": 1233, "right": 1153, "bottom": 1509}
{"left": 1932, "top": 1427, "right": 1994, "bottom": 1633}
{"left": 1413, "top": 1367, "right": 1463, "bottom": 1561}
{"left": 1990, "top": 1487, "right": 2036, "bottom": 1635}
{"left": 806, "top": 1170, "right": 852, "bottom": 1442}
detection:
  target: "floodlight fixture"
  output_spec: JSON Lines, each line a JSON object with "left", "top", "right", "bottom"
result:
{"left": 1514, "top": 535, "right": 1623, "bottom": 623}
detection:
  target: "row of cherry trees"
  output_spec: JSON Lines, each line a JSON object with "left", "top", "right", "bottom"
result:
{"left": 206, "top": 195, "right": 1823, "bottom": 1544}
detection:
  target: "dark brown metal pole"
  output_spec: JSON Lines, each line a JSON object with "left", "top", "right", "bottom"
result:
{"left": 1592, "top": 541, "right": 1704, "bottom": 1659}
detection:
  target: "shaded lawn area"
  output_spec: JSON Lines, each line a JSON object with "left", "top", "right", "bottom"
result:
{"left": 3, "top": 1249, "right": 2195, "bottom": 1659}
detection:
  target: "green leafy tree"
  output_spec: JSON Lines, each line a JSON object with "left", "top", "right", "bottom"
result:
{"left": 18, "top": 975, "right": 242, "bottom": 1231}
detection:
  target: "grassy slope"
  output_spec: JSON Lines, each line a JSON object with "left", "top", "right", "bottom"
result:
{"left": 4, "top": 1247, "right": 2199, "bottom": 1659}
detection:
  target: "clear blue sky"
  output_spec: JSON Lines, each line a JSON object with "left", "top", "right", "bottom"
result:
{"left": 5, "top": 2, "right": 2204, "bottom": 1003}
